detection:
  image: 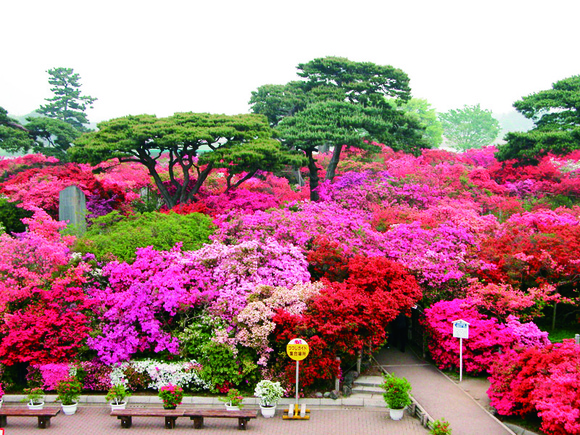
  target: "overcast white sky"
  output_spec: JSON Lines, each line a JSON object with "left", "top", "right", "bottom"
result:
{"left": 2, "top": 0, "right": 579, "bottom": 123}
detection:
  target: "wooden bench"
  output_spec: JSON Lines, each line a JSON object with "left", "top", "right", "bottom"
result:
{"left": 110, "top": 408, "right": 184, "bottom": 429}
{"left": 183, "top": 409, "right": 258, "bottom": 431}
{"left": 0, "top": 407, "right": 60, "bottom": 429}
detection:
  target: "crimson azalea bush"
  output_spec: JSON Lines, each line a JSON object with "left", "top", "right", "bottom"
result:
{"left": 488, "top": 340, "right": 580, "bottom": 435}
{"left": 0, "top": 208, "right": 94, "bottom": 365}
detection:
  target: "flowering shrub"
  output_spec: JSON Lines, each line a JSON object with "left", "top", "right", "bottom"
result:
{"left": 219, "top": 388, "right": 244, "bottom": 408}
{"left": 382, "top": 373, "right": 412, "bottom": 409}
{"left": 0, "top": 382, "right": 4, "bottom": 399}
{"left": 0, "top": 208, "right": 94, "bottom": 365}
{"left": 254, "top": 380, "right": 284, "bottom": 406}
{"left": 33, "top": 363, "right": 71, "bottom": 390}
{"left": 488, "top": 340, "right": 580, "bottom": 435}
{"left": 423, "top": 298, "right": 516, "bottom": 373}
{"left": 158, "top": 384, "right": 184, "bottom": 409}
{"left": 56, "top": 377, "right": 82, "bottom": 405}
{"left": 129, "top": 359, "right": 209, "bottom": 391}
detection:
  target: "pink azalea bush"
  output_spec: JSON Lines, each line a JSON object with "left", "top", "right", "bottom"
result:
{"left": 423, "top": 298, "right": 517, "bottom": 373}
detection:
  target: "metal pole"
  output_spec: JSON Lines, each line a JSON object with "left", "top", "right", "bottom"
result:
{"left": 295, "top": 360, "right": 300, "bottom": 409}
{"left": 459, "top": 337, "right": 463, "bottom": 383}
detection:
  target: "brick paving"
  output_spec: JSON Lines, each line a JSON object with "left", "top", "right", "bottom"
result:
{"left": 0, "top": 404, "right": 428, "bottom": 435}
{"left": 375, "top": 346, "right": 515, "bottom": 435}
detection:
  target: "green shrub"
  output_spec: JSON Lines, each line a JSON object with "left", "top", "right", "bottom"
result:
{"left": 382, "top": 373, "right": 412, "bottom": 409}
{"left": 0, "top": 198, "right": 32, "bottom": 234}
{"left": 430, "top": 418, "right": 452, "bottom": 435}
{"left": 76, "top": 211, "right": 214, "bottom": 262}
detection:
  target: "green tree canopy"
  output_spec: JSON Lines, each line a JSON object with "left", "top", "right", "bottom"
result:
{"left": 496, "top": 75, "right": 580, "bottom": 163}
{"left": 0, "top": 107, "right": 34, "bottom": 154}
{"left": 70, "top": 112, "right": 305, "bottom": 208}
{"left": 25, "top": 117, "right": 81, "bottom": 160}
{"left": 277, "top": 101, "right": 389, "bottom": 200}
{"left": 38, "top": 67, "right": 97, "bottom": 132}
{"left": 400, "top": 98, "right": 443, "bottom": 148}
{"left": 439, "top": 104, "right": 500, "bottom": 152}
{"left": 250, "top": 56, "right": 429, "bottom": 199}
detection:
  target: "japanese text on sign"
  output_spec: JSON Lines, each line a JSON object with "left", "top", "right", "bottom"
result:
{"left": 452, "top": 319, "right": 470, "bottom": 339}
{"left": 287, "top": 338, "right": 309, "bottom": 361}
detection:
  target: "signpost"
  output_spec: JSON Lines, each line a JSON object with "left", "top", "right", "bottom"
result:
{"left": 452, "top": 319, "right": 470, "bottom": 382}
{"left": 284, "top": 338, "right": 310, "bottom": 420}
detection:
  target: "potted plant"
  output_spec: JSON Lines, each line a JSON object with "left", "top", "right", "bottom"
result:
{"left": 381, "top": 373, "right": 412, "bottom": 420}
{"left": 56, "top": 377, "right": 82, "bottom": 415}
{"left": 219, "top": 388, "right": 244, "bottom": 411}
{"left": 106, "top": 383, "right": 131, "bottom": 410}
{"left": 22, "top": 387, "right": 45, "bottom": 410}
{"left": 254, "top": 380, "right": 284, "bottom": 418}
{"left": 0, "top": 382, "right": 4, "bottom": 408}
{"left": 430, "top": 418, "right": 452, "bottom": 435}
{"left": 158, "top": 384, "right": 184, "bottom": 409}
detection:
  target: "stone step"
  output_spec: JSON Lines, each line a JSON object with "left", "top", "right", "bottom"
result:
{"left": 352, "top": 375, "right": 384, "bottom": 388}
{"left": 351, "top": 385, "right": 385, "bottom": 395}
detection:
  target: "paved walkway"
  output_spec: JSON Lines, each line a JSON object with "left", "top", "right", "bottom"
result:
{"left": 374, "top": 346, "right": 515, "bottom": 435}
{"left": 0, "top": 404, "right": 427, "bottom": 434}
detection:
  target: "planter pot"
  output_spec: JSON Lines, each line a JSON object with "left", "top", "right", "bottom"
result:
{"left": 28, "top": 401, "right": 45, "bottom": 410}
{"left": 62, "top": 402, "right": 78, "bottom": 415}
{"left": 0, "top": 398, "right": 3, "bottom": 408}
{"left": 110, "top": 401, "right": 127, "bottom": 411}
{"left": 260, "top": 404, "right": 276, "bottom": 418}
{"left": 389, "top": 407, "right": 405, "bottom": 421}
{"left": 225, "top": 403, "right": 240, "bottom": 411}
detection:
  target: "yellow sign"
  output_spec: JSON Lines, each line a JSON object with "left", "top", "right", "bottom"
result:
{"left": 286, "top": 338, "right": 309, "bottom": 361}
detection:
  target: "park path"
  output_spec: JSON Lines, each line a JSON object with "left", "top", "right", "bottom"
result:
{"left": 372, "top": 346, "right": 515, "bottom": 435}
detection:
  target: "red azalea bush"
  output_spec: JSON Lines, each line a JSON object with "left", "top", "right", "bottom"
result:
{"left": 488, "top": 340, "right": 580, "bottom": 435}
{"left": 0, "top": 208, "right": 94, "bottom": 365}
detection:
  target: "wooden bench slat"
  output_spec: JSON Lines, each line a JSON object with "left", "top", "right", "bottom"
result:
{"left": 111, "top": 409, "right": 183, "bottom": 417}
{"left": 110, "top": 408, "right": 183, "bottom": 429}
{"left": 183, "top": 409, "right": 257, "bottom": 431}
{"left": 0, "top": 407, "right": 60, "bottom": 429}
{"left": 0, "top": 408, "right": 60, "bottom": 417}
{"left": 183, "top": 409, "right": 257, "bottom": 418}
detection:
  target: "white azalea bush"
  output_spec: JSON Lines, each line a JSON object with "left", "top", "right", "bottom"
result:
{"left": 254, "top": 380, "right": 285, "bottom": 406}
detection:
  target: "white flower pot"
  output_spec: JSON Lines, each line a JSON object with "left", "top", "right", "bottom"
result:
{"left": 389, "top": 407, "right": 405, "bottom": 420}
{"left": 225, "top": 403, "right": 240, "bottom": 411}
{"left": 260, "top": 404, "right": 276, "bottom": 418}
{"left": 110, "top": 401, "right": 127, "bottom": 411}
{"left": 0, "top": 398, "right": 3, "bottom": 408}
{"left": 62, "top": 401, "right": 78, "bottom": 415}
{"left": 28, "top": 401, "right": 45, "bottom": 410}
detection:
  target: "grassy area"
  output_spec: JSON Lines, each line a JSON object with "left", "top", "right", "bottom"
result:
{"left": 547, "top": 327, "right": 578, "bottom": 343}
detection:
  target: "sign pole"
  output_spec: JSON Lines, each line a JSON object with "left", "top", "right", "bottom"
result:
{"left": 459, "top": 337, "right": 463, "bottom": 383}
{"left": 295, "top": 360, "right": 300, "bottom": 409}
{"left": 284, "top": 338, "right": 310, "bottom": 420}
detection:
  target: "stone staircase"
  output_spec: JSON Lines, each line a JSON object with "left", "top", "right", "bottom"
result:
{"left": 351, "top": 375, "right": 384, "bottom": 396}
{"left": 347, "top": 375, "right": 386, "bottom": 406}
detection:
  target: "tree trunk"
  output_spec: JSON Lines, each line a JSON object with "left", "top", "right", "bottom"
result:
{"left": 307, "top": 150, "right": 320, "bottom": 201}
{"left": 325, "top": 144, "right": 343, "bottom": 181}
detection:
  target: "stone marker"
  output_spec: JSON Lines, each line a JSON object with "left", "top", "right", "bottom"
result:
{"left": 59, "top": 185, "right": 87, "bottom": 235}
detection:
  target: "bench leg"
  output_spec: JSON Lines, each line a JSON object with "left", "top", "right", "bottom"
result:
{"left": 38, "top": 416, "right": 51, "bottom": 429}
{"left": 192, "top": 416, "right": 203, "bottom": 429}
{"left": 238, "top": 417, "right": 249, "bottom": 430}
{"left": 118, "top": 415, "right": 133, "bottom": 428}
{"left": 0, "top": 415, "right": 6, "bottom": 427}
{"left": 165, "top": 416, "right": 177, "bottom": 429}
